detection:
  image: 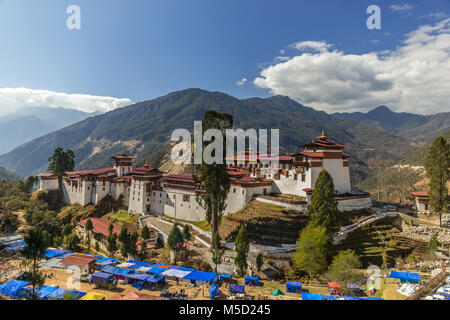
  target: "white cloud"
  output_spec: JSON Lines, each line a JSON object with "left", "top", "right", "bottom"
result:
{"left": 254, "top": 18, "right": 450, "bottom": 115}
{"left": 0, "top": 88, "right": 133, "bottom": 116}
{"left": 289, "top": 41, "right": 332, "bottom": 53}
{"left": 419, "top": 12, "right": 448, "bottom": 20}
{"left": 236, "top": 78, "right": 248, "bottom": 86}
{"left": 390, "top": 4, "right": 413, "bottom": 13}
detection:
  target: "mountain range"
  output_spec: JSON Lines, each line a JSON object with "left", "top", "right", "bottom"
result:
{"left": 0, "top": 107, "right": 101, "bottom": 155}
{"left": 332, "top": 106, "right": 450, "bottom": 142}
{"left": 0, "top": 89, "right": 427, "bottom": 185}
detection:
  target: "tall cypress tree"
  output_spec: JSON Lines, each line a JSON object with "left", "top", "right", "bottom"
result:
{"left": 424, "top": 136, "right": 450, "bottom": 227}
{"left": 234, "top": 225, "right": 249, "bottom": 277}
{"left": 48, "top": 147, "right": 75, "bottom": 193}
{"left": 195, "top": 111, "right": 233, "bottom": 237}
{"left": 308, "top": 169, "right": 340, "bottom": 232}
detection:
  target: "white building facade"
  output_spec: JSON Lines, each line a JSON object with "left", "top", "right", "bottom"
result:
{"left": 37, "top": 133, "right": 371, "bottom": 221}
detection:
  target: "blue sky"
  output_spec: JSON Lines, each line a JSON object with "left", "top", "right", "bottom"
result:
{"left": 0, "top": 0, "right": 449, "bottom": 114}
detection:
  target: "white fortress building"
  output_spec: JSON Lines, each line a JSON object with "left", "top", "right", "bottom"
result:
{"left": 38, "top": 132, "right": 371, "bottom": 221}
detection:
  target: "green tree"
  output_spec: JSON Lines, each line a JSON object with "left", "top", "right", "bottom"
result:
{"left": 195, "top": 110, "right": 233, "bottom": 237}
{"left": 308, "top": 169, "right": 340, "bottom": 232}
{"left": 22, "top": 227, "right": 49, "bottom": 299}
{"left": 85, "top": 218, "right": 93, "bottom": 253}
{"left": 128, "top": 231, "right": 139, "bottom": 258}
{"left": 424, "top": 136, "right": 450, "bottom": 227}
{"left": 107, "top": 233, "right": 118, "bottom": 258}
{"left": 327, "top": 249, "right": 363, "bottom": 295}
{"left": 234, "top": 225, "right": 249, "bottom": 277}
{"left": 292, "top": 224, "right": 329, "bottom": 285}
{"left": 141, "top": 225, "right": 150, "bottom": 241}
{"left": 428, "top": 232, "right": 441, "bottom": 252}
{"left": 48, "top": 147, "right": 75, "bottom": 193}
{"left": 211, "top": 232, "right": 224, "bottom": 273}
{"left": 65, "top": 232, "right": 81, "bottom": 252}
{"left": 24, "top": 176, "right": 39, "bottom": 193}
{"left": 108, "top": 222, "right": 114, "bottom": 235}
{"left": 256, "top": 253, "right": 264, "bottom": 272}
{"left": 118, "top": 227, "right": 130, "bottom": 258}
{"left": 167, "top": 224, "right": 184, "bottom": 263}
{"left": 62, "top": 224, "right": 72, "bottom": 237}
{"left": 182, "top": 224, "right": 192, "bottom": 242}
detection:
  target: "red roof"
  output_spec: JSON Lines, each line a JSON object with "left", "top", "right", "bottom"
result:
{"left": 78, "top": 218, "right": 157, "bottom": 243}
{"left": 60, "top": 254, "right": 97, "bottom": 267}
{"left": 65, "top": 167, "right": 116, "bottom": 177}
{"left": 303, "top": 188, "right": 313, "bottom": 193}
{"left": 298, "top": 152, "right": 324, "bottom": 158}
{"left": 111, "top": 155, "right": 136, "bottom": 160}
{"left": 163, "top": 174, "right": 197, "bottom": 183}
{"left": 79, "top": 218, "right": 121, "bottom": 237}
{"left": 328, "top": 282, "right": 341, "bottom": 289}
{"left": 411, "top": 191, "right": 428, "bottom": 197}
{"left": 301, "top": 139, "right": 346, "bottom": 149}
{"left": 37, "top": 173, "right": 58, "bottom": 178}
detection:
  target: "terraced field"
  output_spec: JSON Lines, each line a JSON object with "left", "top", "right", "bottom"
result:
{"left": 219, "top": 200, "right": 308, "bottom": 246}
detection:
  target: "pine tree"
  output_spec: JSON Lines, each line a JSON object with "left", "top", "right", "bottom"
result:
{"left": 167, "top": 224, "right": 184, "bottom": 263}
{"left": 212, "top": 232, "right": 224, "bottom": 273}
{"left": 48, "top": 147, "right": 75, "bottom": 193}
{"left": 256, "top": 253, "right": 264, "bottom": 272}
{"left": 234, "top": 225, "right": 249, "bottom": 277}
{"left": 182, "top": 224, "right": 192, "bottom": 242}
{"left": 308, "top": 169, "right": 340, "bottom": 232}
{"left": 85, "top": 218, "right": 93, "bottom": 253}
{"left": 195, "top": 110, "right": 233, "bottom": 237}
{"left": 292, "top": 224, "right": 329, "bottom": 285}
{"left": 141, "top": 225, "right": 150, "bottom": 241}
{"left": 22, "top": 227, "right": 49, "bottom": 299}
{"left": 424, "top": 136, "right": 450, "bottom": 227}
{"left": 327, "top": 249, "right": 362, "bottom": 295}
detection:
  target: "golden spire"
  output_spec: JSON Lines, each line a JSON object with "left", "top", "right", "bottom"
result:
{"left": 317, "top": 129, "right": 327, "bottom": 140}
{"left": 143, "top": 159, "right": 150, "bottom": 168}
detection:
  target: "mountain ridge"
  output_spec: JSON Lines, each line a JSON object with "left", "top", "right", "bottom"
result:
{"left": 0, "top": 89, "right": 417, "bottom": 184}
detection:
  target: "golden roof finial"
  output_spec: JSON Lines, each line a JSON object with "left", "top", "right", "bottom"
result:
{"left": 317, "top": 129, "right": 327, "bottom": 140}
{"left": 143, "top": 159, "right": 150, "bottom": 168}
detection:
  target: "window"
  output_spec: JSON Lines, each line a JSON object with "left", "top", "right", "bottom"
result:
{"left": 233, "top": 188, "right": 236, "bottom": 193}
{"left": 103, "top": 187, "right": 106, "bottom": 191}
{"left": 183, "top": 195, "right": 190, "bottom": 202}
{"left": 242, "top": 190, "right": 245, "bottom": 195}
{"left": 153, "top": 192, "right": 155, "bottom": 196}
{"left": 302, "top": 175, "right": 305, "bottom": 182}
{"left": 160, "top": 193, "right": 162, "bottom": 197}
{"left": 147, "top": 198, "right": 150, "bottom": 201}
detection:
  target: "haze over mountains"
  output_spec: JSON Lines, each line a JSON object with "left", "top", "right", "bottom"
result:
{"left": 332, "top": 106, "right": 450, "bottom": 142}
{"left": 0, "top": 89, "right": 448, "bottom": 185}
{"left": 0, "top": 107, "right": 101, "bottom": 155}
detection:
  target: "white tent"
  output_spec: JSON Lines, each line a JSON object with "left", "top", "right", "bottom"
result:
{"left": 115, "top": 262, "right": 134, "bottom": 268}
{"left": 161, "top": 268, "right": 192, "bottom": 279}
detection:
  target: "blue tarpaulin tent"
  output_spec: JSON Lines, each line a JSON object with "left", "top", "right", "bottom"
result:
{"left": 244, "top": 276, "right": 259, "bottom": 286}
{"left": 90, "top": 272, "right": 114, "bottom": 286}
{"left": 0, "top": 280, "right": 30, "bottom": 298}
{"left": 101, "top": 266, "right": 135, "bottom": 276}
{"left": 184, "top": 271, "right": 218, "bottom": 283}
{"left": 388, "top": 271, "right": 420, "bottom": 283}
{"left": 344, "top": 296, "right": 367, "bottom": 300}
{"left": 148, "top": 266, "right": 167, "bottom": 274}
{"left": 209, "top": 284, "right": 220, "bottom": 300}
{"left": 301, "top": 292, "right": 340, "bottom": 300}
{"left": 46, "top": 288, "right": 86, "bottom": 300}
{"left": 35, "top": 286, "right": 59, "bottom": 300}
{"left": 286, "top": 281, "right": 302, "bottom": 293}
{"left": 367, "top": 297, "right": 384, "bottom": 300}
{"left": 45, "top": 249, "right": 71, "bottom": 259}
{"left": 229, "top": 284, "right": 245, "bottom": 294}
{"left": 220, "top": 274, "right": 232, "bottom": 280}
